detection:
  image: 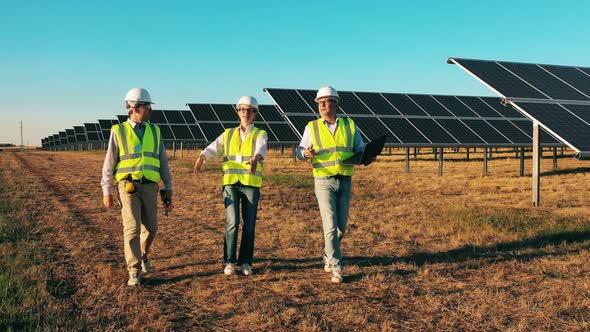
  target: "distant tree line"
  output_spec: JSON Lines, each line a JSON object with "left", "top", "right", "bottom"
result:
{"left": 0, "top": 143, "right": 16, "bottom": 147}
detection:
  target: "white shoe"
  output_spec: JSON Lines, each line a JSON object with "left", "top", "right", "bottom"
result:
{"left": 128, "top": 271, "right": 141, "bottom": 286}
{"left": 142, "top": 258, "right": 152, "bottom": 274}
{"left": 241, "top": 263, "right": 252, "bottom": 276}
{"left": 323, "top": 256, "right": 331, "bottom": 272}
{"left": 224, "top": 263, "right": 236, "bottom": 275}
{"left": 331, "top": 269, "right": 343, "bottom": 283}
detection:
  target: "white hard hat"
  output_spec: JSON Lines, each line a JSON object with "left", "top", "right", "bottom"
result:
{"left": 125, "top": 88, "right": 154, "bottom": 104}
{"left": 236, "top": 96, "right": 259, "bottom": 110}
{"left": 315, "top": 86, "right": 339, "bottom": 102}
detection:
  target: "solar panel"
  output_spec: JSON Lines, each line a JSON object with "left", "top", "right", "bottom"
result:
{"left": 409, "top": 119, "right": 457, "bottom": 144}
{"left": 435, "top": 119, "right": 485, "bottom": 144}
{"left": 381, "top": 93, "right": 428, "bottom": 116}
{"left": 479, "top": 97, "right": 525, "bottom": 118}
{"left": 355, "top": 92, "right": 400, "bottom": 115}
{"left": 266, "top": 88, "right": 567, "bottom": 148}
{"left": 433, "top": 96, "right": 479, "bottom": 117}
{"left": 117, "top": 115, "right": 128, "bottom": 123}
{"left": 199, "top": 122, "right": 225, "bottom": 141}
{"left": 284, "top": 115, "right": 318, "bottom": 135}
{"left": 449, "top": 57, "right": 590, "bottom": 157}
{"left": 189, "top": 126, "right": 205, "bottom": 140}
{"left": 456, "top": 96, "right": 502, "bottom": 118}
{"left": 164, "top": 111, "right": 186, "bottom": 124}
{"left": 265, "top": 89, "right": 315, "bottom": 114}
{"left": 59, "top": 131, "right": 68, "bottom": 144}
{"left": 187, "top": 104, "right": 218, "bottom": 121}
{"left": 53, "top": 134, "right": 61, "bottom": 146}
{"left": 351, "top": 117, "right": 397, "bottom": 142}
{"left": 181, "top": 111, "right": 197, "bottom": 124}
{"left": 510, "top": 120, "right": 560, "bottom": 144}
{"left": 486, "top": 120, "right": 531, "bottom": 144}
{"left": 212, "top": 105, "right": 237, "bottom": 121}
{"left": 150, "top": 110, "right": 168, "bottom": 124}
{"left": 258, "top": 105, "right": 284, "bottom": 122}
{"left": 74, "top": 126, "right": 85, "bottom": 134}
{"left": 338, "top": 92, "right": 373, "bottom": 114}
{"left": 66, "top": 129, "right": 76, "bottom": 143}
{"left": 169, "top": 125, "right": 194, "bottom": 140}
{"left": 158, "top": 125, "right": 175, "bottom": 140}
{"left": 84, "top": 123, "right": 99, "bottom": 132}
{"left": 409, "top": 95, "right": 454, "bottom": 117}
{"left": 266, "top": 123, "right": 302, "bottom": 142}
{"left": 461, "top": 119, "right": 511, "bottom": 144}
{"left": 379, "top": 118, "right": 430, "bottom": 144}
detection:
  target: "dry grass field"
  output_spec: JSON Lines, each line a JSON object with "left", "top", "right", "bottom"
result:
{"left": 1, "top": 148, "right": 589, "bottom": 330}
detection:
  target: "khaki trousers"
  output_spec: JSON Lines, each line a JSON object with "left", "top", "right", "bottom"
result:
{"left": 118, "top": 180, "right": 159, "bottom": 273}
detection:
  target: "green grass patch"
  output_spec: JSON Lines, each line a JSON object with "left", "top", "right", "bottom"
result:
{"left": 265, "top": 174, "right": 313, "bottom": 189}
{"left": 0, "top": 177, "right": 81, "bottom": 330}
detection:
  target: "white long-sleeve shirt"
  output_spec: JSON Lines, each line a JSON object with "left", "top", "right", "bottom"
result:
{"left": 296, "top": 117, "right": 365, "bottom": 160}
{"left": 200, "top": 124, "right": 268, "bottom": 160}
{"left": 101, "top": 119, "right": 172, "bottom": 195}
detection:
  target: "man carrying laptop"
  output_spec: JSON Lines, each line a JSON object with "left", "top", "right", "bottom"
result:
{"left": 296, "top": 86, "right": 376, "bottom": 283}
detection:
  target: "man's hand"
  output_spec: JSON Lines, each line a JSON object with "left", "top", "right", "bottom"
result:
{"left": 103, "top": 195, "right": 113, "bottom": 208}
{"left": 246, "top": 154, "right": 262, "bottom": 175}
{"left": 193, "top": 155, "right": 205, "bottom": 175}
{"left": 303, "top": 145, "right": 315, "bottom": 159}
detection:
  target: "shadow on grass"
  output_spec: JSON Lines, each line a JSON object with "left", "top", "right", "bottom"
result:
{"left": 260, "top": 229, "right": 590, "bottom": 281}
{"left": 541, "top": 167, "right": 590, "bottom": 176}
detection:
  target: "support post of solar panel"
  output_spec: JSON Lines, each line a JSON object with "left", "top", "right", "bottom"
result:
{"left": 172, "top": 141, "right": 176, "bottom": 158}
{"left": 405, "top": 148, "right": 410, "bottom": 173}
{"left": 180, "top": 141, "right": 184, "bottom": 158}
{"left": 483, "top": 147, "right": 488, "bottom": 174}
{"left": 466, "top": 148, "right": 470, "bottom": 161}
{"left": 520, "top": 147, "right": 525, "bottom": 177}
{"left": 532, "top": 122, "right": 541, "bottom": 207}
{"left": 438, "top": 147, "right": 444, "bottom": 176}
{"left": 552, "top": 147, "right": 558, "bottom": 170}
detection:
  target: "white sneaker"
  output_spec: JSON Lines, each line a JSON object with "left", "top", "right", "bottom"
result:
{"left": 331, "top": 269, "right": 343, "bottom": 283}
{"left": 128, "top": 271, "right": 141, "bottom": 286}
{"left": 323, "top": 256, "right": 331, "bottom": 272}
{"left": 241, "top": 263, "right": 252, "bottom": 276}
{"left": 142, "top": 258, "right": 152, "bottom": 274}
{"left": 224, "top": 263, "right": 236, "bottom": 275}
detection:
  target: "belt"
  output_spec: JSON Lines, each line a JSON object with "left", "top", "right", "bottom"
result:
{"left": 327, "top": 174, "right": 350, "bottom": 180}
{"left": 132, "top": 178, "right": 155, "bottom": 184}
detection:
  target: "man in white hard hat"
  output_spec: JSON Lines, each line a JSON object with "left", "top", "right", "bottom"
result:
{"left": 193, "top": 96, "right": 267, "bottom": 276}
{"left": 296, "top": 86, "right": 371, "bottom": 283}
{"left": 101, "top": 87, "right": 173, "bottom": 286}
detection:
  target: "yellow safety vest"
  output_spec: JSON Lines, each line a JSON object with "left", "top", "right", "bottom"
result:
{"left": 113, "top": 121, "right": 162, "bottom": 183}
{"left": 222, "top": 127, "right": 265, "bottom": 187}
{"left": 310, "top": 117, "right": 356, "bottom": 177}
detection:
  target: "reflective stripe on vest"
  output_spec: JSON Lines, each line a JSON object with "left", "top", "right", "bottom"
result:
{"left": 222, "top": 127, "right": 265, "bottom": 187}
{"left": 113, "top": 122, "right": 162, "bottom": 183}
{"left": 310, "top": 117, "right": 356, "bottom": 177}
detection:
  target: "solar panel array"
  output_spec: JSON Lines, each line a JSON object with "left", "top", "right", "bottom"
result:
{"left": 448, "top": 57, "right": 590, "bottom": 158}
{"left": 186, "top": 104, "right": 299, "bottom": 143}
{"left": 264, "top": 88, "right": 563, "bottom": 147}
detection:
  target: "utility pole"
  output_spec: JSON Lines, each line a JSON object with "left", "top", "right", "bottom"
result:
{"left": 20, "top": 121, "right": 24, "bottom": 151}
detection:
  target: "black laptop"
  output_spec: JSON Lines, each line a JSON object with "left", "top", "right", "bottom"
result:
{"left": 345, "top": 135, "right": 387, "bottom": 165}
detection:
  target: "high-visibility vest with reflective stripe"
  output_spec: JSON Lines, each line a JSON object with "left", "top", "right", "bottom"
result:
{"left": 113, "top": 122, "right": 162, "bottom": 183}
{"left": 222, "top": 127, "right": 265, "bottom": 187}
{"left": 310, "top": 117, "right": 356, "bottom": 177}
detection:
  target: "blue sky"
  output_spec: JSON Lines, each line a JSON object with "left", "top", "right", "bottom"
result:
{"left": 1, "top": 0, "right": 589, "bottom": 146}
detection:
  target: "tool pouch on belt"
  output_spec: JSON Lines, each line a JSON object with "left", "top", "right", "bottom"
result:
{"left": 125, "top": 179, "right": 136, "bottom": 194}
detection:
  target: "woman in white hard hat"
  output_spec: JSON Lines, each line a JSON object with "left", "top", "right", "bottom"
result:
{"left": 193, "top": 96, "right": 268, "bottom": 276}
{"left": 296, "top": 86, "right": 370, "bottom": 283}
